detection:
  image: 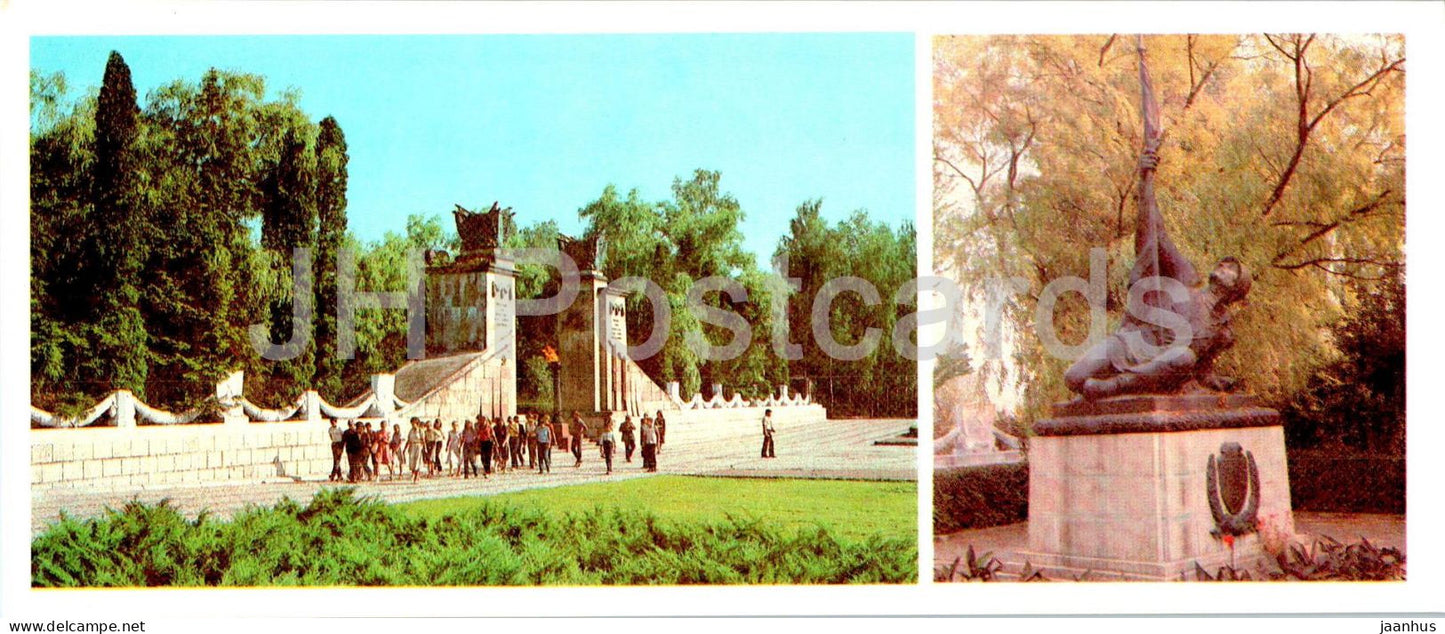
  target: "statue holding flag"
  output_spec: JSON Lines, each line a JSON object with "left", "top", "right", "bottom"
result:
{"left": 1063, "top": 37, "right": 1254, "bottom": 400}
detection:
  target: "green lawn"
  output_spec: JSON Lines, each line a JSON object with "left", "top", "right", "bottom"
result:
{"left": 396, "top": 475, "right": 916, "bottom": 543}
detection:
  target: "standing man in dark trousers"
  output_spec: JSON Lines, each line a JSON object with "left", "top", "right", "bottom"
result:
{"left": 495, "top": 417, "right": 511, "bottom": 473}
{"left": 620, "top": 415, "right": 636, "bottom": 463}
{"left": 512, "top": 416, "right": 527, "bottom": 469}
{"left": 342, "top": 420, "right": 365, "bottom": 483}
{"left": 359, "top": 422, "right": 374, "bottom": 481}
{"left": 460, "top": 421, "right": 478, "bottom": 479}
{"left": 536, "top": 415, "right": 554, "bottom": 473}
{"left": 327, "top": 418, "right": 345, "bottom": 481}
{"left": 639, "top": 414, "right": 658, "bottom": 472}
{"left": 570, "top": 412, "right": 587, "bottom": 468}
{"left": 761, "top": 409, "right": 776, "bottom": 458}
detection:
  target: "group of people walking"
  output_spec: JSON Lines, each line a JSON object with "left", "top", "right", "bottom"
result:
{"left": 326, "top": 410, "right": 670, "bottom": 483}
{"left": 610, "top": 412, "right": 666, "bottom": 473}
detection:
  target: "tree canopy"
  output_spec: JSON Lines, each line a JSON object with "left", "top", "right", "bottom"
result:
{"left": 32, "top": 54, "right": 917, "bottom": 419}
{"left": 31, "top": 56, "right": 345, "bottom": 410}
{"left": 933, "top": 34, "right": 1404, "bottom": 424}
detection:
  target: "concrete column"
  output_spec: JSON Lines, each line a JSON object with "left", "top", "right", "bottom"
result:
{"left": 303, "top": 391, "right": 321, "bottom": 423}
{"left": 559, "top": 272, "right": 608, "bottom": 414}
{"left": 113, "top": 390, "right": 136, "bottom": 429}
{"left": 218, "top": 371, "right": 248, "bottom": 426}
{"left": 371, "top": 374, "right": 396, "bottom": 423}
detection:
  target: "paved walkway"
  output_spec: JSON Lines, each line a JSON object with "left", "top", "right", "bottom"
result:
{"left": 32, "top": 418, "right": 916, "bottom": 535}
{"left": 934, "top": 512, "right": 1407, "bottom": 573}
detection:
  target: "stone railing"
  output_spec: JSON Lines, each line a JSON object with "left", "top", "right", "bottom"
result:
{"left": 31, "top": 371, "right": 408, "bottom": 429}
{"left": 30, "top": 371, "right": 420, "bottom": 489}
{"left": 665, "top": 382, "right": 815, "bottom": 410}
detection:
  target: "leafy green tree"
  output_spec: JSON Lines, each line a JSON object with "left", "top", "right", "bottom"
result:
{"left": 334, "top": 214, "right": 454, "bottom": 397}
{"left": 579, "top": 170, "right": 792, "bottom": 400}
{"left": 578, "top": 185, "right": 675, "bottom": 385}
{"left": 29, "top": 70, "right": 69, "bottom": 131}
{"left": 138, "top": 70, "right": 279, "bottom": 407}
{"left": 661, "top": 170, "right": 784, "bottom": 396}
{"left": 776, "top": 201, "right": 917, "bottom": 416}
{"left": 30, "top": 70, "right": 95, "bottom": 410}
{"left": 933, "top": 35, "right": 1404, "bottom": 421}
{"left": 1284, "top": 271, "right": 1405, "bottom": 454}
{"left": 249, "top": 126, "right": 318, "bottom": 403}
{"left": 32, "top": 53, "right": 339, "bottom": 409}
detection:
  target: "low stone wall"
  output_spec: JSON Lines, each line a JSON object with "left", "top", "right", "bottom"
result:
{"left": 665, "top": 405, "right": 827, "bottom": 441}
{"left": 31, "top": 420, "right": 333, "bottom": 490}
{"left": 670, "top": 404, "right": 825, "bottom": 424}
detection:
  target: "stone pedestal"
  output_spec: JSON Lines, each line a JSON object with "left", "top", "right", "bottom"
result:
{"left": 425, "top": 250, "right": 516, "bottom": 361}
{"left": 423, "top": 250, "right": 517, "bottom": 419}
{"left": 1022, "top": 394, "right": 1295, "bottom": 581}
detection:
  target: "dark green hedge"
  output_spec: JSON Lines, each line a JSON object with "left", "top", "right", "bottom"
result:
{"left": 1288, "top": 449, "right": 1405, "bottom": 514}
{"left": 33, "top": 488, "right": 917, "bottom": 587}
{"left": 932, "top": 463, "right": 1029, "bottom": 534}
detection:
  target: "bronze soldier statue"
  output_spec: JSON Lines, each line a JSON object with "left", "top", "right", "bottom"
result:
{"left": 1063, "top": 40, "right": 1253, "bottom": 400}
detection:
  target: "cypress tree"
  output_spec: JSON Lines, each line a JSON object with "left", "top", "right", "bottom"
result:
{"left": 313, "top": 116, "right": 349, "bottom": 400}
{"left": 82, "top": 50, "right": 149, "bottom": 397}
{"left": 258, "top": 127, "right": 317, "bottom": 392}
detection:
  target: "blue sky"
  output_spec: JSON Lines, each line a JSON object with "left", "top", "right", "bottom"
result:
{"left": 31, "top": 34, "right": 915, "bottom": 263}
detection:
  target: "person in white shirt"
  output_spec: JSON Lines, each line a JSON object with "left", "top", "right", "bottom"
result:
{"left": 446, "top": 421, "right": 462, "bottom": 477}
{"left": 639, "top": 415, "right": 658, "bottom": 472}
{"left": 599, "top": 419, "right": 618, "bottom": 475}
{"left": 761, "top": 409, "right": 776, "bottom": 458}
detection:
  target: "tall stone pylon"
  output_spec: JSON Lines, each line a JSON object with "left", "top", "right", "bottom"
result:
{"left": 420, "top": 202, "right": 518, "bottom": 417}
{"left": 556, "top": 232, "right": 627, "bottom": 420}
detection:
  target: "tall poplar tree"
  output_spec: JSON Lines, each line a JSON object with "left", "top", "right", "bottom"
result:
{"left": 82, "top": 51, "right": 149, "bottom": 397}
{"left": 313, "top": 116, "right": 349, "bottom": 400}
{"left": 258, "top": 127, "right": 318, "bottom": 393}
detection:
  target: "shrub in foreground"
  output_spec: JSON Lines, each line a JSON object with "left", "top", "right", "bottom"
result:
{"left": 33, "top": 488, "right": 916, "bottom": 586}
{"left": 932, "top": 463, "right": 1028, "bottom": 533}
{"left": 1287, "top": 450, "right": 1404, "bottom": 514}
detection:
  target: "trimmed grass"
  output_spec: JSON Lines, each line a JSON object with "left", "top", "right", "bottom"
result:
{"left": 397, "top": 476, "right": 917, "bottom": 543}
